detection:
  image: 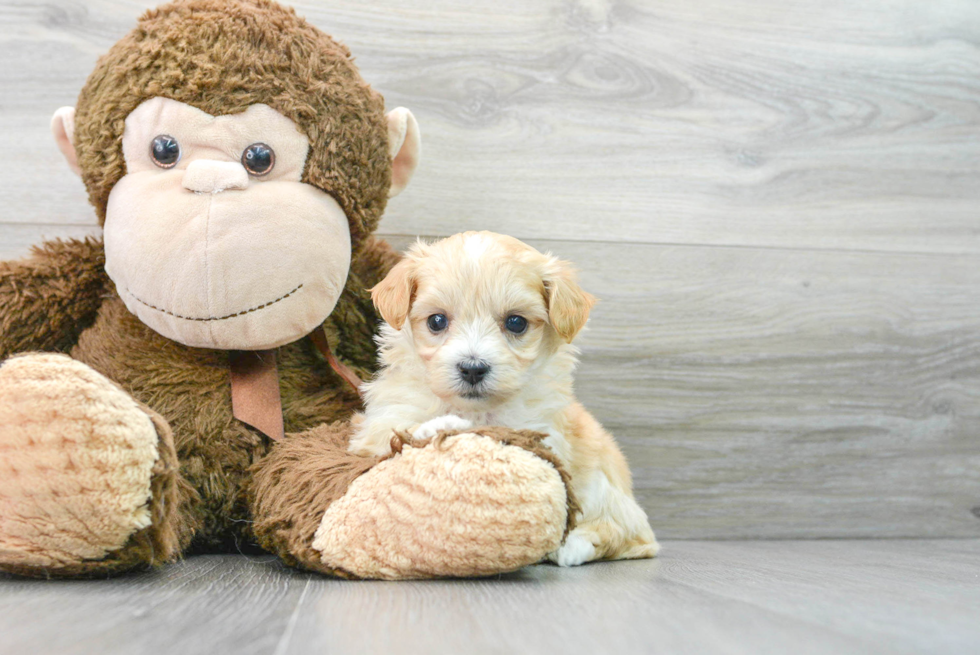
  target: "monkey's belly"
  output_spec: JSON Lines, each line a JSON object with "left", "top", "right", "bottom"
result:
{"left": 69, "top": 294, "right": 361, "bottom": 550}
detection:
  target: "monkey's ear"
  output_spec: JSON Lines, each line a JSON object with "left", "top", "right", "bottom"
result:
{"left": 386, "top": 107, "right": 421, "bottom": 198}
{"left": 543, "top": 259, "right": 597, "bottom": 343}
{"left": 371, "top": 257, "right": 416, "bottom": 330}
{"left": 51, "top": 107, "right": 81, "bottom": 177}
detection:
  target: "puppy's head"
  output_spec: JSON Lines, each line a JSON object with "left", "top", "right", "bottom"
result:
{"left": 372, "top": 231, "right": 596, "bottom": 409}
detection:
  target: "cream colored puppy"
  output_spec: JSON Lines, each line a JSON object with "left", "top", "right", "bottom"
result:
{"left": 348, "top": 231, "right": 659, "bottom": 566}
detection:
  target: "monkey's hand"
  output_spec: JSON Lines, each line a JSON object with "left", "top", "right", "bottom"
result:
{"left": 0, "top": 353, "right": 186, "bottom": 577}
{"left": 0, "top": 238, "right": 108, "bottom": 359}
{"left": 251, "top": 424, "right": 575, "bottom": 579}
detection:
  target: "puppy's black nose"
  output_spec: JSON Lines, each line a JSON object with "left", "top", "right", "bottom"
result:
{"left": 458, "top": 360, "right": 490, "bottom": 385}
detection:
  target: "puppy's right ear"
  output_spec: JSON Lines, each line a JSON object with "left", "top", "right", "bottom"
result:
{"left": 371, "top": 257, "right": 416, "bottom": 330}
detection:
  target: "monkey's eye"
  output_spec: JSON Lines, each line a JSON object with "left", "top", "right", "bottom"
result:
{"left": 242, "top": 143, "right": 275, "bottom": 176}
{"left": 150, "top": 135, "right": 180, "bottom": 169}
{"left": 427, "top": 314, "right": 449, "bottom": 333}
{"left": 505, "top": 315, "right": 528, "bottom": 335}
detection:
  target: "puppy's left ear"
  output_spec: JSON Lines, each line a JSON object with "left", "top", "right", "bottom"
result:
{"left": 371, "top": 257, "right": 416, "bottom": 330}
{"left": 544, "top": 260, "right": 596, "bottom": 343}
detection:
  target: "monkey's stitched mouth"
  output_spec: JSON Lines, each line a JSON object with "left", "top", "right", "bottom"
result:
{"left": 125, "top": 283, "right": 304, "bottom": 322}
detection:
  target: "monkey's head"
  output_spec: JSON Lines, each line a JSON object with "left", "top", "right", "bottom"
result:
{"left": 51, "top": 0, "right": 420, "bottom": 350}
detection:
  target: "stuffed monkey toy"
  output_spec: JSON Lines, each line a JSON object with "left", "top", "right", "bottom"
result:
{"left": 0, "top": 0, "right": 575, "bottom": 580}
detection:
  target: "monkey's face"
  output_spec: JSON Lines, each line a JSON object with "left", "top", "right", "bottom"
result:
{"left": 103, "top": 98, "right": 351, "bottom": 350}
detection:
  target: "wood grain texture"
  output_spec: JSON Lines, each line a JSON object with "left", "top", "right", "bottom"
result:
{"left": 381, "top": 236, "right": 980, "bottom": 539}
{"left": 4, "top": 232, "right": 977, "bottom": 539}
{"left": 1, "top": 0, "right": 980, "bottom": 253}
{"left": 0, "top": 223, "right": 101, "bottom": 260}
{"left": 0, "top": 0, "right": 979, "bottom": 539}
{"left": 0, "top": 554, "right": 307, "bottom": 655}
{"left": 2, "top": 543, "right": 979, "bottom": 655}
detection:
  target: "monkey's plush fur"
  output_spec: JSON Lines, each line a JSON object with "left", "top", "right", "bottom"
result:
{"left": 0, "top": 0, "right": 574, "bottom": 580}
{"left": 76, "top": 0, "right": 391, "bottom": 251}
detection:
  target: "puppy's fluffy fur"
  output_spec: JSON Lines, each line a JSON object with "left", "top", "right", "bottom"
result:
{"left": 348, "top": 231, "right": 658, "bottom": 566}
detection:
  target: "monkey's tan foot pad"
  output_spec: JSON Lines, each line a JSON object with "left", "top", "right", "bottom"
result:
{"left": 312, "top": 429, "right": 574, "bottom": 579}
{"left": 0, "top": 353, "right": 159, "bottom": 573}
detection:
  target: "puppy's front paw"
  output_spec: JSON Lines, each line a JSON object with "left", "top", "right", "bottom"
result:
{"left": 413, "top": 414, "right": 474, "bottom": 440}
{"left": 548, "top": 531, "right": 597, "bottom": 567}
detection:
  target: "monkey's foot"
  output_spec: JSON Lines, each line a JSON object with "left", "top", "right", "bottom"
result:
{"left": 312, "top": 427, "right": 574, "bottom": 579}
{"left": 0, "top": 353, "right": 178, "bottom": 577}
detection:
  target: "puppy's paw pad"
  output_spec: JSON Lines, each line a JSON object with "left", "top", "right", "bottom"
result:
{"left": 548, "top": 533, "right": 597, "bottom": 567}
{"left": 413, "top": 414, "right": 474, "bottom": 440}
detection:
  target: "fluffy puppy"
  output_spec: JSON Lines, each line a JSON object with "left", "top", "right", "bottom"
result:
{"left": 348, "top": 231, "right": 659, "bottom": 566}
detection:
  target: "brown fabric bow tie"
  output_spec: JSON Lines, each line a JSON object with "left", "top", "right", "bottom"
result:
{"left": 228, "top": 327, "right": 363, "bottom": 442}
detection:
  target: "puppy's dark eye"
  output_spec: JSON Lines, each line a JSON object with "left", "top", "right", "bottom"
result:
{"left": 427, "top": 313, "right": 449, "bottom": 333}
{"left": 150, "top": 135, "right": 180, "bottom": 168}
{"left": 505, "top": 315, "right": 528, "bottom": 334}
{"left": 242, "top": 143, "right": 275, "bottom": 176}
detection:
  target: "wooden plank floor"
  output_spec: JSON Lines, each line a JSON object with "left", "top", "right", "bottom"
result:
{"left": 1, "top": 540, "right": 977, "bottom": 655}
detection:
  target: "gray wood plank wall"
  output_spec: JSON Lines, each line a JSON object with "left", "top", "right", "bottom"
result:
{"left": 1, "top": 0, "right": 978, "bottom": 539}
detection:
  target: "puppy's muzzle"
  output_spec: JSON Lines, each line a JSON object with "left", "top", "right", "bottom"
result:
{"left": 457, "top": 360, "right": 491, "bottom": 386}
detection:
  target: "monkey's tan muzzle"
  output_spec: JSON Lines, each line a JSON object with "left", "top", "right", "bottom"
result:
{"left": 182, "top": 160, "right": 249, "bottom": 194}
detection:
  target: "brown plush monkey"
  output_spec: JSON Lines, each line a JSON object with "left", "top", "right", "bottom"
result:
{"left": 0, "top": 0, "right": 574, "bottom": 579}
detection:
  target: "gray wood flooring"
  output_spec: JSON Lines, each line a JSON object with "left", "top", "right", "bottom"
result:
{"left": 3, "top": 4, "right": 978, "bottom": 652}
{"left": 1, "top": 540, "right": 978, "bottom": 655}
{"left": 1, "top": 0, "right": 979, "bottom": 540}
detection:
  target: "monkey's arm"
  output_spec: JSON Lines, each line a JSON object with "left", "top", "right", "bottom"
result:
{"left": 0, "top": 237, "right": 109, "bottom": 359}
{"left": 249, "top": 422, "right": 574, "bottom": 580}
{"left": 352, "top": 235, "right": 401, "bottom": 288}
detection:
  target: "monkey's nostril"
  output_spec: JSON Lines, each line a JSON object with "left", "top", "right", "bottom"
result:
{"left": 457, "top": 360, "right": 490, "bottom": 386}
